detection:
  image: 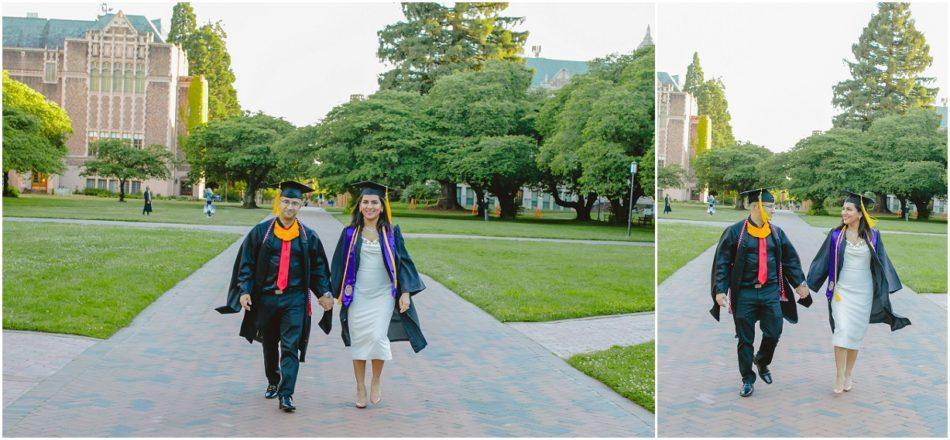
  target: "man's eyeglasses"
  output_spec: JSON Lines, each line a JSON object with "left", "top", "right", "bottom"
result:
{"left": 279, "top": 199, "right": 304, "bottom": 208}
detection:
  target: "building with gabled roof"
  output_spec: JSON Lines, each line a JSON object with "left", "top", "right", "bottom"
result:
{"left": 3, "top": 10, "right": 204, "bottom": 196}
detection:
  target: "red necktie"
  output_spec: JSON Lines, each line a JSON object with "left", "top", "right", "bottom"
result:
{"left": 757, "top": 237, "right": 767, "bottom": 285}
{"left": 276, "top": 240, "right": 290, "bottom": 290}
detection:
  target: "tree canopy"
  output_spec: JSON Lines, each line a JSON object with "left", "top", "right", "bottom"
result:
{"left": 82, "top": 139, "right": 172, "bottom": 202}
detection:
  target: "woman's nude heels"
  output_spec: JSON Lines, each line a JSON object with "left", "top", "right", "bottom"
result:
{"left": 370, "top": 381, "right": 382, "bottom": 405}
{"left": 356, "top": 385, "right": 368, "bottom": 408}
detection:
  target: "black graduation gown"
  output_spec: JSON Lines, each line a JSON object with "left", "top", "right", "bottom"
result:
{"left": 216, "top": 218, "right": 333, "bottom": 362}
{"left": 330, "top": 223, "right": 427, "bottom": 353}
{"left": 806, "top": 227, "right": 911, "bottom": 332}
{"left": 709, "top": 219, "right": 812, "bottom": 323}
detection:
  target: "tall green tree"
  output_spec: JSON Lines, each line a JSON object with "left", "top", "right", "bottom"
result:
{"left": 694, "top": 142, "right": 773, "bottom": 209}
{"left": 377, "top": 2, "right": 528, "bottom": 95}
{"left": 781, "top": 128, "right": 875, "bottom": 214}
{"left": 82, "top": 140, "right": 173, "bottom": 202}
{"left": 452, "top": 135, "right": 539, "bottom": 219}
{"left": 682, "top": 51, "right": 704, "bottom": 95}
{"left": 868, "top": 109, "right": 947, "bottom": 219}
{"left": 183, "top": 113, "right": 295, "bottom": 208}
{"left": 832, "top": 2, "right": 938, "bottom": 130}
{"left": 2, "top": 71, "right": 72, "bottom": 195}
{"left": 425, "top": 61, "right": 538, "bottom": 212}
{"left": 698, "top": 78, "right": 736, "bottom": 148}
{"left": 537, "top": 45, "right": 654, "bottom": 224}
{"left": 307, "top": 90, "right": 429, "bottom": 195}
{"left": 168, "top": 3, "right": 241, "bottom": 120}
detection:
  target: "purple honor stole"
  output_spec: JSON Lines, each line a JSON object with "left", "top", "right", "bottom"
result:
{"left": 338, "top": 225, "right": 399, "bottom": 308}
{"left": 827, "top": 228, "right": 877, "bottom": 300}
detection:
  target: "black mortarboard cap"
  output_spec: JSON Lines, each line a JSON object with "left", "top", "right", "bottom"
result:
{"left": 842, "top": 191, "right": 875, "bottom": 209}
{"left": 739, "top": 188, "right": 775, "bottom": 203}
{"left": 354, "top": 181, "right": 388, "bottom": 197}
{"left": 279, "top": 181, "right": 314, "bottom": 199}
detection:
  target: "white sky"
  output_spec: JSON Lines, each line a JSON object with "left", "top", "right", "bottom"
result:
{"left": 2, "top": 1, "right": 655, "bottom": 126}
{"left": 656, "top": 1, "right": 948, "bottom": 152}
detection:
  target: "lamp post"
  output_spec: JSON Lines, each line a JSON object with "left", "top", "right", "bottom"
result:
{"left": 626, "top": 161, "right": 638, "bottom": 237}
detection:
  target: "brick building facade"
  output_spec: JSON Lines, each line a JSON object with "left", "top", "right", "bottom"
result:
{"left": 3, "top": 11, "right": 200, "bottom": 196}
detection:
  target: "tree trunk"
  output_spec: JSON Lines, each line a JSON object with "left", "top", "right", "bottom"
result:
{"left": 909, "top": 196, "right": 932, "bottom": 220}
{"left": 874, "top": 193, "right": 891, "bottom": 214}
{"left": 437, "top": 180, "right": 462, "bottom": 210}
{"left": 496, "top": 192, "right": 518, "bottom": 220}
{"left": 2, "top": 171, "right": 9, "bottom": 196}
{"left": 243, "top": 183, "right": 259, "bottom": 209}
{"left": 471, "top": 184, "right": 486, "bottom": 217}
{"left": 118, "top": 178, "right": 127, "bottom": 202}
{"left": 545, "top": 179, "right": 597, "bottom": 222}
{"left": 898, "top": 198, "right": 908, "bottom": 220}
{"left": 734, "top": 195, "right": 744, "bottom": 210}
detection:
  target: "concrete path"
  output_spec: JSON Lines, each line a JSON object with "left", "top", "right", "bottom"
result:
{"left": 657, "top": 211, "right": 947, "bottom": 437}
{"left": 3, "top": 207, "right": 654, "bottom": 437}
{"left": 2, "top": 331, "right": 100, "bottom": 408}
{"left": 404, "top": 233, "right": 653, "bottom": 247}
{"left": 4, "top": 216, "right": 253, "bottom": 234}
{"left": 508, "top": 312, "right": 654, "bottom": 358}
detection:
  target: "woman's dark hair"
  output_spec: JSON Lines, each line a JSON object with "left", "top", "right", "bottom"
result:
{"left": 837, "top": 201, "right": 871, "bottom": 240}
{"left": 349, "top": 194, "right": 391, "bottom": 229}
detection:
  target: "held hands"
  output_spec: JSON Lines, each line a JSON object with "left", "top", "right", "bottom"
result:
{"left": 715, "top": 293, "right": 728, "bottom": 308}
{"left": 795, "top": 284, "right": 811, "bottom": 299}
{"left": 239, "top": 294, "right": 252, "bottom": 311}
{"left": 398, "top": 293, "right": 411, "bottom": 313}
{"left": 317, "top": 295, "right": 334, "bottom": 311}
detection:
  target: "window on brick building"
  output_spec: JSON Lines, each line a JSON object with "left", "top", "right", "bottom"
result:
{"left": 89, "top": 62, "right": 99, "bottom": 92}
{"left": 112, "top": 66, "right": 121, "bottom": 92}
{"left": 101, "top": 63, "right": 111, "bottom": 91}
{"left": 86, "top": 179, "right": 96, "bottom": 189}
{"left": 135, "top": 64, "right": 145, "bottom": 93}
{"left": 124, "top": 64, "right": 133, "bottom": 93}
{"left": 43, "top": 61, "right": 56, "bottom": 83}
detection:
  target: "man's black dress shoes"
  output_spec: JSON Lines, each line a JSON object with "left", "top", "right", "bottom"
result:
{"left": 756, "top": 361, "right": 773, "bottom": 384}
{"left": 740, "top": 382, "right": 754, "bottom": 397}
{"left": 279, "top": 395, "right": 296, "bottom": 412}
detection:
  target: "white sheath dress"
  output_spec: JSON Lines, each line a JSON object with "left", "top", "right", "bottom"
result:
{"left": 348, "top": 238, "right": 396, "bottom": 360}
{"left": 830, "top": 239, "right": 874, "bottom": 350}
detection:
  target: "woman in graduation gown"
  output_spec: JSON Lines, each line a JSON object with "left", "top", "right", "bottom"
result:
{"left": 806, "top": 191, "right": 910, "bottom": 394}
{"left": 330, "top": 181, "right": 427, "bottom": 408}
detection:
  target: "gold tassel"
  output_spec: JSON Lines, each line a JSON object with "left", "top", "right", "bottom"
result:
{"left": 757, "top": 191, "right": 770, "bottom": 223}
{"left": 272, "top": 193, "right": 280, "bottom": 216}
{"left": 860, "top": 197, "right": 876, "bottom": 228}
{"left": 384, "top": 188, "right": 393, "bottom": 224}
{"left": 834, "top": 292, "right": 841, "bottom": 302}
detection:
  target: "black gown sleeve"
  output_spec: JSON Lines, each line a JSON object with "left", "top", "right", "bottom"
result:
{"left": 236, "top": 224, "right": 264, "bottom": 296}
{"left": 711, "top": 226, "right": 736, "bottom": 297}
{"left": 329, "top": 227, "right": 348, "bottom": 299}
{"left": 875, "top": 230, "right": 903, "bottom": 293}
{"left": 806, "top": 229, "right": 833, "bottom": 292}
{"left": 394, "top": 225, "right": 426, "bottom": 295}
{"left": 778, "top": 227, "right": 806, "bottom": 287}
{"left": 308, "top": 229, "right": 333, "bottom": 296}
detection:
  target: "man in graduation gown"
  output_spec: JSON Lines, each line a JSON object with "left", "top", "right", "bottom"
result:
{"left": 216, "top": 181, "right": 335, "bottom": 412}
{"left": 709, "top": 188, "right": 813, "bottom": 397}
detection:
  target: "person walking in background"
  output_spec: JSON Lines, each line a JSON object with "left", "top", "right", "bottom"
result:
{"left": 664, "top": 194, "right": 672, "bottom": 214}
{"left": 204, "top": 187, "right": 215, "bottom": 217}
{"left": 707, "top": 194, "right": 716, "bottom": 216}
{"left": 143, "top": 186, "right": 153, "bottom": 216}
{"left": 806, "top": 191, "right": 910, "bottom": 394}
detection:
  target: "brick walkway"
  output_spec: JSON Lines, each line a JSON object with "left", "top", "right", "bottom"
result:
{"left": 3, "top": 208, "right": 653, "bottom": 437}
{"left": 508, "top": 312, "right": 654, "bottom": 358}
{"left": 657, "top": 211, "right": 947, "bottom": 437}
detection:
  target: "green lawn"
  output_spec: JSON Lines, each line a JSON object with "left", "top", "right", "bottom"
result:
{"left": 3, "top": 222, "right": 240, "bottom": 338}
{"left": 333, "top": 211, "right": 654, "bottom": 242}
{"left": 568, "top": 343, "right": 655, "bottom": 412}
{"left": 882, "top": 233, "right": 948, "bottom": 293}
{"left": 658, "top": 201, "right": 749, "bottom": 222}
{"left": 3, "top": 194, "right": 270, "bottom": 226}
{"left": 658, "top": 223, "right": 724, "bottom": 283}
{"left": 406, "top": 238, "right": 653, "bottom": 321}
{"left": 798, "top": 212, "right": 947, "bottom": 235}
